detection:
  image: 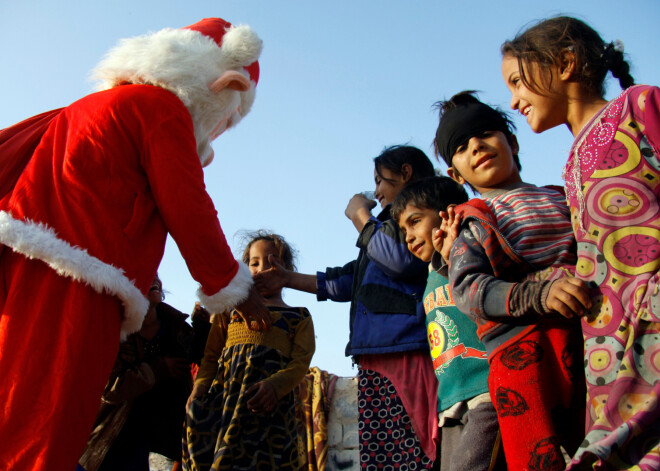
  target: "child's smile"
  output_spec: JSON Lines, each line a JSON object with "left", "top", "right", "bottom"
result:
{"left": 448, "top": 131, "right": 522, "bottom": 194}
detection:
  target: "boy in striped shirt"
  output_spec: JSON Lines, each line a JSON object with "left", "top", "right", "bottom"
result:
{"left": 434, "top": 91, "right": 591, "bottom": 470}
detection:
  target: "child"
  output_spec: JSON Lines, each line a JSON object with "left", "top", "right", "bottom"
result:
{"left": 254, "top": 146, "right": 439, "bottom": 469}
{"left": 435, "top": 91, "right": 591, "bottom": 470}
{"left": 183, "top": 231, "right": 315, "bottom": 471}
{"left": 78, "top": 275, "right": 209, "bottom": 471}
{"left": 501, "top": 16, "right": 660, "bottom": 469}
{"left": 392, "top": 176, "right": 507, "bottom": 471}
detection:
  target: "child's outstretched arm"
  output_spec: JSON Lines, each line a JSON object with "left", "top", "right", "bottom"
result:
{"left": 253, "top": 255, "right": 318, "bottom": 295}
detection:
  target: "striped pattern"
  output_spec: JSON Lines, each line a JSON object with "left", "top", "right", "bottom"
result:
{"left": 483, "top": 186, "right": 576, "bottom": 269}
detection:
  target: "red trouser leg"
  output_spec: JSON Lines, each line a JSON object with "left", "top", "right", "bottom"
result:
{"left": 0, "top": 252, "right": 121, "bottom": 471}
{"left": 489, "top": 322, "right": 585, "bottom": 471}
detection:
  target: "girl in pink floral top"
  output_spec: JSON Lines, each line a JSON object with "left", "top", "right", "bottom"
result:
{"left": 501, "top": 16, "right": 660, "bottom": 471}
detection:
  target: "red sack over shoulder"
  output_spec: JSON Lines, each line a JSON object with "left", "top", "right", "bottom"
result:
{"left": 0, "top": 108, "right": 63, "bottom": 201}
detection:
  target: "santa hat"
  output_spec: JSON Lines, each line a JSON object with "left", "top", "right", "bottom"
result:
{"left": 91, "top": 17, "right": 262, "bottom": 103}
{"left": 92, "top": 17, "right": 262, "bottom": 165}
{"left": 184, "top": 18, "right": 260, "bottom": 86}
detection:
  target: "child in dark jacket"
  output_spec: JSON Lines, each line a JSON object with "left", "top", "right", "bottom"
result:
{"left": 392, "top": 176, "right": 507, "bottom": 471}
{"left": 254, "top": 145, "right": 439, "bottom": 468}
{"left": 434, "top": 91, "right": 591, "bottom": 470}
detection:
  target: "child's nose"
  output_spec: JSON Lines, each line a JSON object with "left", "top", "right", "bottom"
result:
{"left": 510, "top": 94, "right": 519, "bottom": 110}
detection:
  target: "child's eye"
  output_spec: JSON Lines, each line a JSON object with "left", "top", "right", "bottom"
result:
{"left": 455, "top": 144, "right": 467, "bottom": 154}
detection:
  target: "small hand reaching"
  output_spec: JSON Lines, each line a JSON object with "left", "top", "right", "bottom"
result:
{"left": 253, "top": 254, "right": 289, "bottom": 298}
{"left": 544, "top": 277, "right": 592, "bottom": 318}
{"left": 186, "top": 382, "right": 209, "bottom": 412}
{"left": 433, "top": 205, "right": 462, "bottom": 261}
{"left": 246, "top": 381, "right": 278, "bottom": 414}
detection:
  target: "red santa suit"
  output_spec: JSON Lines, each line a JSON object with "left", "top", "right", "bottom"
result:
{"left": 0, "top": 18, "right": 261, "bottom": 471}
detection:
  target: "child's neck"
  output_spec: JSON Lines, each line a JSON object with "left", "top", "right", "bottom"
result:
{"left": 263, "top": 293, "right": 289, "bottom": 308}
{"left": 565, "top": 91, "right": 609, "bottom": 138}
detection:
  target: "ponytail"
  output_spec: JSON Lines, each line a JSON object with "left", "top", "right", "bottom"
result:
{"left": 601, "top": 41, "right": 635, "bottom": 90}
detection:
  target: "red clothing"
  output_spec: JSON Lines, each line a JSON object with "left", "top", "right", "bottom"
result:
{"left": 0, "top": 84, "right": 251, "bottom": 470}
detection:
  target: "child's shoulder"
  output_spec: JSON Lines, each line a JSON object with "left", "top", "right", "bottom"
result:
{"left": 272, "top": 306, "right": 311, "bottom": 321}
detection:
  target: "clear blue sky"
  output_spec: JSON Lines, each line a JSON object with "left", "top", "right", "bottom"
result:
{"left": 1, "top": 1, "right": 659, "bottom": 376}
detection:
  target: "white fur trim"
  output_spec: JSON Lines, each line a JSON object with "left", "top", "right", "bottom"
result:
{"left": 90, "top": 25, "right": 261, "bottom": 167}
{"left": 221, "top": 25, "right": 262, "bottom": 70}
{"left": 0, "top": 211, "right": 148, "bottom": 340}
{"left": 197, "top": 261, "right": 253, "bottom": 314}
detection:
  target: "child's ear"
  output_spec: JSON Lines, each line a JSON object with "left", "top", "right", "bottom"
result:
{"left": 446, "top": 167, "right": 466, "bottom": 186}
{"left": 400, "top": 163, "right": 413, "bottom": 183}
{"left": 509, "top": 134, "right": 520, "bottom": 156}
{"left": 558, "top": 49, "right": 576, "bottom": 81}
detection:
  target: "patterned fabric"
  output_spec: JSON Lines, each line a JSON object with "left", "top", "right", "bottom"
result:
{"left": 489, "top": 319, "right": 585, "bottom": 471}
{"left": 294, "top": 367, "right": 338, "bottom": 470}
{"left": 563, "top": 85, "right": 660, "bottom": 470}
{"left": 183, "top": 309, "right": 312, "bottom": 471}
{"left": 483, "top": 184, "right": 576, "bottom": 267}
{"left": 358, "top": 368, "right": 433, "bottom": 471}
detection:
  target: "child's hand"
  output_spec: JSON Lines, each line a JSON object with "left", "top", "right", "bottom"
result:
{"left": 433, "top": 205, "right": 462, "bottom": 261}
{"left": 544, "top": 278, "right": 592, "bottom": 318}
{"left": 345, "top": 194, "right": 376, "bottom": 233}
{"left": 253, "top": 255, "right": 290, "bottom": 297}
{"left": 191, "top": 302, "right": 211, "bottom": 323}
{"left": 246, "top": 381, "right": 278, "bottom": 414}
{"left": 234, "top": 285, "right": 272, "bottom": 331}
{"left": 186, "top": 382, "right": 209, "bottom": 412}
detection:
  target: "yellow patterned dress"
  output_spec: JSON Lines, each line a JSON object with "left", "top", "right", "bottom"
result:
{"left": 183, "top": 307, "right": 315, "bottom": 471}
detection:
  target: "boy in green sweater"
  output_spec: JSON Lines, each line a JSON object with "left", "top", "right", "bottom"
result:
{"left": 392, "top": 176, "right": 505, "bottom": 471}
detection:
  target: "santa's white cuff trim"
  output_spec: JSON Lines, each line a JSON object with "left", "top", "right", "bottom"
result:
{"left": 197, "top": 261, "right": 253, "bottom": 314}
{"left": 0, "top": 211, "right": 148, "bottom": 340}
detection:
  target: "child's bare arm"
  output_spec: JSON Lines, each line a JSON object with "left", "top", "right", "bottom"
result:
{"left": 253, "top": 255, "right": 318, "bottom": 294}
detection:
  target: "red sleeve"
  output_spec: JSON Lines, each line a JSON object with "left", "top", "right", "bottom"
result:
{"left": 136, "top": 91, "right": 251, "bottom": 310}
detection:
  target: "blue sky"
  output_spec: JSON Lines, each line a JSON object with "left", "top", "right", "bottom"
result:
{"left": 1, "top": 1, "right": 659, "bottom": 376}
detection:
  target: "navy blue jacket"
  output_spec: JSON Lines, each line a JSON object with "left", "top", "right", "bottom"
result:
{"left": 317, "top": 206, "right": 429, "bottom": 356}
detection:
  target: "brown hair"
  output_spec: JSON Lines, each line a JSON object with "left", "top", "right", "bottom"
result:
{"left": 240, "top": 230, "right": 297, "bottom": 271}
{"left": 501, "top": 16, "right": 634, "bottom": 98}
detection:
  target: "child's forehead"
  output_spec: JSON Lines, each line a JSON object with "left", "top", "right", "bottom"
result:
{"left": 400, "top": 203, "right": 440, "bottom": 221}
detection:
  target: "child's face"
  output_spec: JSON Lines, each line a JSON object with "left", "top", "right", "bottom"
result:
{"left": 398, "top": 203, "right": 442, "bottom": 262}
{"left": 248, "top": 240, "right": 282, "bottom": 277}
{"left": 501, "top": 55, "right": 568, "bottom": 134}
{"left": 447, "top": 130, "right": 521, "bottom": 194}
{"left": 375, "top": 167, "right": 408, "bottom": 208}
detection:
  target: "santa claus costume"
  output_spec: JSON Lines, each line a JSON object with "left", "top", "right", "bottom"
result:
{"left": 0, "top": 18, "right": 262, "bottom": 471}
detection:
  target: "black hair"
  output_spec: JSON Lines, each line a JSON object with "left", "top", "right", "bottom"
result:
{"left": 391, "top": 176, "right": 469, "bottom": 223}
{"left": 501, "top": 16, "right": 634, "bottom": 98}
{"left": 373, "top": 145, "right": 436, "bottom": 183}
{"left": 433, "top": 90, "right": 521, "bottom": 171}
{"left": 240, "top": 230, "right": 297, "bottom": 272}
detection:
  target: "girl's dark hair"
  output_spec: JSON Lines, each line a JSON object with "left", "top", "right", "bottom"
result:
{"left": 433, "top": 90, "right": 521, "bottom": 171}
{"left": 391, "top": 176, "right": 469, "bottom": 223}
{"left": 373, "top": 145, "right": 435, "bottom": 183}
{"left": 241, "top": 230, "right": 297, "bottom": 272}
{"left": 501, "top": 16, "right": 634, "bottom": 97}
